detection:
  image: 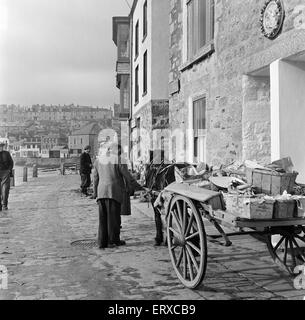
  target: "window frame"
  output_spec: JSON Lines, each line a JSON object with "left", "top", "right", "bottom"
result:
{"left": 136, "top": 117, "right": 141, "bottom": 158}
{"left": 143, "top": 0, "right": 148, "bottom": 40}
{"left": 135, "top": 65, "right": 139, "bottom": 105}
{"left": 187, "top": 0, "right": 214, "bottom": 59}
{"left": 192, "top": 95, "right": 207, "bottom": 163}
{"left": 135, "top": 20, "right": 139, "bottom": 59}
{"left": 182, "top": 0, "right": 215, "bottom": 70}
{"left": 143, "top": 50, "right": 148, "bottom": 96}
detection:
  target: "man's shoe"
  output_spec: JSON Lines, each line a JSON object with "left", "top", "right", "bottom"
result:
{"left": 115, "top": 240, "right": 126, "bottom": 246}
{"left": 3, "top": 206, "right": 8, "bottom": 211}
{"left": 0, "top": 207, "right": 2, "bottom": 212}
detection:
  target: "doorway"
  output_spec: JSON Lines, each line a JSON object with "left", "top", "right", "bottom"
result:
{"left": 270, "top": 52, "right": 305, "bottom": 183}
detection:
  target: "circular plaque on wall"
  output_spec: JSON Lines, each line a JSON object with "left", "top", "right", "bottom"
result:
{"left": 260, "top": 0, "right": 285, "bottom": 39}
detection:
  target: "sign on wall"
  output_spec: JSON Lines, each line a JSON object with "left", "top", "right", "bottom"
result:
{"left": 152, "top": 100, "right": 169, "bottom": 130}
{"left": 260, "top": 0, "right": 285, "bottom": 39}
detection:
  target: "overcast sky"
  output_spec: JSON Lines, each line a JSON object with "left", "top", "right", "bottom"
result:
{"left": 0, "top": 0, "right": 130, "bottom": 108}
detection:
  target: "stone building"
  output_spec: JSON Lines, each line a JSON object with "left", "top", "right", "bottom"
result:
{"left": 41, "top": 134, "right": 67, "bottom": 150}
{"left": 68, "top": 123, "right": 101, "bottom": 157}
{"left": 128, "top": 0, "right": 170, "bottom": 165}
{"left": 169, "top": 0, "right": 305, "bottom": 182}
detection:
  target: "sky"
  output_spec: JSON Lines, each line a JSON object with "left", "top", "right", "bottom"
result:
{"left": 0, "top": 0, "right": 130, "bottom": 108}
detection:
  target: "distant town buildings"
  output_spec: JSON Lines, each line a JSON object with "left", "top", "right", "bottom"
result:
{"left": 0, "top": 104, "right": 114, "bottom": 159}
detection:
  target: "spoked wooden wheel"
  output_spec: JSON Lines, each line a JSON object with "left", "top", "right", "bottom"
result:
{"left": 266, "top": 226, "right": 305, "bottom": 274}
{"left": 167, "top": 195, "right": 207, "bottom": 289}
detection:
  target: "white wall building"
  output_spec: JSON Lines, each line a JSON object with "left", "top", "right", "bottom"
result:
{"left": 129, "top": 0, "right": 170, "bottom": 165}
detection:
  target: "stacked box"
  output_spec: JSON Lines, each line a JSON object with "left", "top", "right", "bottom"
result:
{"left": 223, "top": 193, "right": 274, "bottom": 220}
{"left": 273, "top": 200, "right": 297, "bottom": 219}
{"left": 296, "top": 198, "right": 305, "bottom": 218}
{"left": 246, "top": 168, "right": 298, "bottom": 195}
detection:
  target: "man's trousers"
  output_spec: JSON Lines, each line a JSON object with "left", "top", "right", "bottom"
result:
{"left": 97, "top": 199, "right": 121, "bottom": 248}
{"left": 80, "top": 173, "right": 91, "bottom": 194}
{"left": 0, "top": 170, "right": 10, "bottom": 208}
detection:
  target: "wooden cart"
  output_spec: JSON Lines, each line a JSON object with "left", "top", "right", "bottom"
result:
{"left": 152, "top": 182, "right": 305, "bottom": 289}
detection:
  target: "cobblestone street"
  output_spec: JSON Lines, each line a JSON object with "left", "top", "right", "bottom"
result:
{"left": 0, "top": 174, "right": 305, "bottom": 300}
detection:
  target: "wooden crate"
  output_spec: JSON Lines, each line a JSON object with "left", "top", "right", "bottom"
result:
{"left": 273, "top": 200, "right": 297, "bottom": 219}
{"left": 246, "top": 168, "right": 298, "bottom": 195}
{"left": 296, "top": 198, "right": 305, "bottom": 218}
{"left": 222, "top": 193, "right": 274, "bottom": 220}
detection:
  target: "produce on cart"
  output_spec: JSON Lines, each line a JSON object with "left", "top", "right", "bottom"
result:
{"left": 144, "top": 157, "right": 305, "bottom": 289}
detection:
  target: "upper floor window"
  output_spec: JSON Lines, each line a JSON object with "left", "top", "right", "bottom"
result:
{"left": 187, "top": 0, "right": 214, "bottom": 60}
{"left": 135, "top": 66, "right": 139, "bottom": 104}
{"left": 135, "top": 20, "right": 139, "bottom": 58}
{"left": 143, "top": 0, "right": 148, "bottom": 39}
{"left": 136, "top": 117, "right": 141, "bottom": 158}
{"left": 143, "top": 51, "right": 148, "bottom": 95}
{"left": 118, "top": 24, "right": 130, "bottom": 59}
{"left": 122, "top": 75, "right": 130, "bottom": 111}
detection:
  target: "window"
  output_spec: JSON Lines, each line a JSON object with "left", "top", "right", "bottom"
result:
{"left": 135, "top": 20, "right": 139, "bottom": 58}
{"left": 135, "top": 66, "right": 139, "bottom": 104}
{"left": 122, "top": 75, "right": 130, "bottom": 111}
{"left": 161, "top": 136, "right": 165, "bottom": 162}
{"left": 136, "top": 117, "right": 141, "bottom": 158}
{"left": 187, "top": 0, "right": 214, "bottom": 59}
{"left": 172, "top": 136, "right": 177, "bottom": 161}
{"left": 118, "top": 24, "right": 130, "bottom": 59}
{"left": 193, "top": 97, "right": 206, "bottom": 162}
{"left": 143, "top": 51, "right": 147, "bottom": 95}
{"left": 143, "top": 0, "right": 148, "bottom": 39}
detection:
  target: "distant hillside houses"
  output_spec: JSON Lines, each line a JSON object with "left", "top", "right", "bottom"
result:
{"left": 0, "top": 104, "right": 113, "bottom": 141}
{"left": 0, "top": 104, "right": 113, "bottom": 124}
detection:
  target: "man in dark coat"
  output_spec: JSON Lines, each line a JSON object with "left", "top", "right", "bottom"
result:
{"left": 0, "top": 142, "right": 14, "bottom": 211}
{"left": 80, "top": 145, "right": 92, "bottom": 196}
{"left": 92, "top": 143, "right": 145, "bottom": 249}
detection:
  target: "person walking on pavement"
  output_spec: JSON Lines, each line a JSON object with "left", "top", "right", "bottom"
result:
{"left": 0, "top": 142, "right": 14, "bottom": 211}
{"left": 92, "top": 143, "right": 146, "bottom": 249}
{"left": 80, "top": 145, "right": 92, "bottom": 196}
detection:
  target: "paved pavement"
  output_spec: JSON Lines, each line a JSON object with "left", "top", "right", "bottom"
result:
{"left": 0, "top": 173, "right": 305, "bottom": 300}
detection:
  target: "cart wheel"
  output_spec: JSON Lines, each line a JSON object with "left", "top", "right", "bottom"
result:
{"left": 167, "top": 195, "right": 207, "bottom": 289}
{"left": 266, "top": 226, "right": 305, "bottom": 275}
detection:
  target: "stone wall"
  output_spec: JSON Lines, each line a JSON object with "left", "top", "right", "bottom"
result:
{"left": 169, "top": 0, "right": 305, "bottom": 166}
{"left": 242, "top": 75, "right": 271, "bottom": 164}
